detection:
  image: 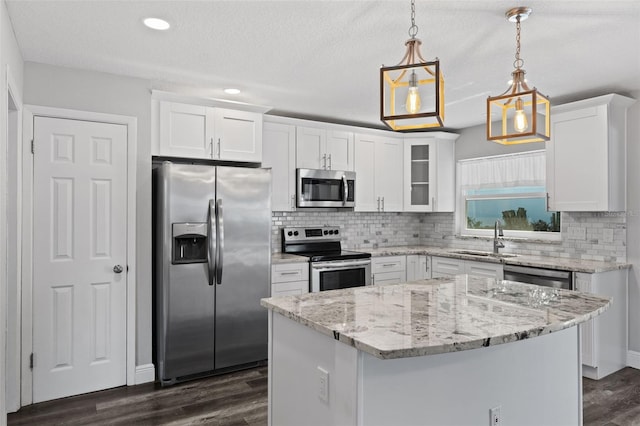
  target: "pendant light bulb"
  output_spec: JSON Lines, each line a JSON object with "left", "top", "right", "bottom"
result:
{"left": 405, "top": 71, "right": 421, "bottom": 114}
{"left": 513, "top": 97, "right": 528, "bottom": 133}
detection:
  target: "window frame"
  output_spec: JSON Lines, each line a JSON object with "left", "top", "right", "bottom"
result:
{"left": 456, "top": 152, "right": 561, "bottom": 242}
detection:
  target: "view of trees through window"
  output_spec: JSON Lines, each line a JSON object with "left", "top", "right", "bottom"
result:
{"left": 465, "top": 187, "right": 560, "bottom": 233}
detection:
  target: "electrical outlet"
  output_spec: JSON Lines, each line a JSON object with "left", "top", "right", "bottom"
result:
{"left": 317, "top": 367, "right": 329, "bottom": 402}
{"left": 490, "top": 405, "right": 501, "bottom": 426}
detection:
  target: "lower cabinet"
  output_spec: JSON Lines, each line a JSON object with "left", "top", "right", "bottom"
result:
{"left": 575, "top": 269, "right": 628, "bottom": 380}
{"left": 431, "top": 256, "right": 503, "bottom": 280}
{"left": 271, "top": 262, "right": 309, "bottom": 297}
{"left": 372, "top": 256, "right": 406, "bottom": 285}
{"left": 406, "top": 255, "right": 431, "bottom": 281}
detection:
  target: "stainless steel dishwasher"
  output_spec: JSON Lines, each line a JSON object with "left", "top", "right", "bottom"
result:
{"left": 503, "top": 264, "right": 573, "bottom": 290}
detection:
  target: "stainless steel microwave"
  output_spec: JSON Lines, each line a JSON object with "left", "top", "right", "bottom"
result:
{"left": 297, "top": 168, "right": 355, "bottom": 208}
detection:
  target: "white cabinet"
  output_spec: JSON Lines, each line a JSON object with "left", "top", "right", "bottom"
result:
{"left": 214, "top": 108, "right": 263, "bottom": 162}
{"left": 406, "top": 255, "right": 431, "bottom": 281}
{"left": 296, "top": 126, "right": 354, "bottom": 171}
{"left": 271, "top": 262, "right": 309, "bottom": 297}
{"left": 431, "top": 256, "right": 503, "bottom": 279}
{"left": 546, "top": 94, "right": 634, "bottom": 211}
{"left": 159, "top": 102, "right": 212, "bottom": 158}
{"left": 403, "top": 133, "right": 458, "bottom": 212}
{"left": 158, "top": 101, "right": 263, "bottom": 162}
{"left": 372, "top": 256, "right": 406, "bottom": 286}
{"left": 575, "top": 269, "right": 628, "bottom": 380}
{"left": 354, "top": 134, "right": 403, "bottom": 212}
{"left": 263, "top": 122, "right": 296, "bottom": 211}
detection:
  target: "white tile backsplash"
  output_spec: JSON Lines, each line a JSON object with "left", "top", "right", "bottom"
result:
{"left": 271, "top": 210, "right": 626, "bottom": 263}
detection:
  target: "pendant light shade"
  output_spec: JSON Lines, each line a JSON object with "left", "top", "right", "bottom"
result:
{"left": 381, "top": 0, "right": 444, "bottom": 131}
{"left": 487, "top": 7, "right": 550, "bottom": 144}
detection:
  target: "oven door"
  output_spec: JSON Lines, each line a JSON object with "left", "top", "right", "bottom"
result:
{"left": 310, "top": 259, "right": 371, "bottom": 292}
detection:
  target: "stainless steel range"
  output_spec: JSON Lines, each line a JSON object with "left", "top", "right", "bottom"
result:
{"left": 282, "top": 227, "right": 371, "bottom": 292}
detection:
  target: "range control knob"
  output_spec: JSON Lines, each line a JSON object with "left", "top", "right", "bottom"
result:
{"left": 324, "top": 230, "right": 328, "bottom": 235}
{"left": 293, "top": 231, "right": 299, "bottom": 236}
{"left": 335, "top": 229, "right": 339, "bottom": 235}
{"left": 328, "top": 230, "right": 334, "bottom": 235}
{"left": 287, "top": 231, "right": 293, "bottom": 236}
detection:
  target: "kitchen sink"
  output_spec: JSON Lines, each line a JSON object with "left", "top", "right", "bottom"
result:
{"left": 451, "top": 249, "right": 517, "bottom": 258}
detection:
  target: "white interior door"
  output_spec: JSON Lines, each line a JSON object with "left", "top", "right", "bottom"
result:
{"left": 32, "top": 116, "right": 128, "bottom": 403}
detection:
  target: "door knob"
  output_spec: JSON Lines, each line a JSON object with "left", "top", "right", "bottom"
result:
{"left": 113, "top": 265, "right": 124, "bottom": 274}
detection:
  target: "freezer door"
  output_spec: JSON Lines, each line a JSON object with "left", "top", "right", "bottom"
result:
{"left": 214, "top": 167, "right": 271, "bottom": 369}
{"left": 156, "top": 162, "right": 217, "bottom": 382}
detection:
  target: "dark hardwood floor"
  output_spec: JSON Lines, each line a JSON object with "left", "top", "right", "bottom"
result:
{"left": 8, "top": 366, "right": 640, "bottom": 425}
{"left": 8, "top": 366, "right": 268, "bottom": 426}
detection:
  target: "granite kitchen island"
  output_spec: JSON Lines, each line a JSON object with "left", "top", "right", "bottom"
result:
{"left": 261, "top": 275, "right": 610, "bottom": 426}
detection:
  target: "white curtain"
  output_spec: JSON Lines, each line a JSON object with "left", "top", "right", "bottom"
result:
{"left": 458, "top": 150, "right": 546, "bottom": 190}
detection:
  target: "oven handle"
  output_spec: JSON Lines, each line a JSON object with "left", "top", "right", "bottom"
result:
{"left": 311, "top": 260, "right": 371, "bottom": 270}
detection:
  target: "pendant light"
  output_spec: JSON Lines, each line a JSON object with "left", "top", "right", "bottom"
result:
{"left": 381, "top": 0, "right": 444, "bottom": 131}
{"left": 487, "top": 7, "right": 550, "bottom": 144}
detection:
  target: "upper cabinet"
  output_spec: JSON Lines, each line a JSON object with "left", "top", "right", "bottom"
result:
{"left": 403, "top": 133, "right": 458, "bottom": 212}
{"left": 263, "top": 122, "right": 297, "bottom": 211}
{"left": 296, "top": 126, "right": 354, "bottom": 171}
{"left": 546, "top": 94, "right": 635, "bottom": 212}
{"left": 153, "top": 92, "right": 269, "bottom": 162}
{"left": 354, "top": 134, "right": 403, "bottom": 212}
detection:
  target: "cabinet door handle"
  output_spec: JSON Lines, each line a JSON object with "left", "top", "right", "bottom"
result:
{"left": 322, "top": 154, "right": 327, "bottom": 169}
{"left": 280, "top": 271, "right": 300, "bottom": 276}
{"left": 217, "top": 138, "right": 221, "bottom": 158}
{"left": 209, "top": 138, "right": 214, "bottom": 158}
{"left": 291, "top": 195, "right": 296, "bottom": 210}
{"left": 328, "top": 154, "right": 332, "bottom": 170}
{"left": 377, "top": 197, "right": 380, "bottom": 211}
{"left": 382, "top": 263, "right": 396, "bottom": 267}
{"left": 372, "top": 275, "right": 375, "bottom": 286}
{"left": 381, "top": 197, "right": 385, "bottom": 211}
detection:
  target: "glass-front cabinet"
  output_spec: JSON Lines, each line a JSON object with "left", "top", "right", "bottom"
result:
{"left": 403, "top": 133, "right": 458, "bottom": 212}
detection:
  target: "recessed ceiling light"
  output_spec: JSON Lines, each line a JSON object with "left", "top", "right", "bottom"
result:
{"left": 143, "top": 17, "right": 170, "bottom": 31}
{"left": 224, "top": 88, "right": 241, "bottom": 95}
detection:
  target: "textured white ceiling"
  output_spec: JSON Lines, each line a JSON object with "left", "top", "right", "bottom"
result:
{"left": 6, "top": 0, "right": 640, "bottom": 130}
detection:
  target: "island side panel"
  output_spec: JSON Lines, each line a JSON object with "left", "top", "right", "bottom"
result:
{"left": 270, "top": 312, "right": 359, "bottom": 426}
{"left": 358, "top": 326, "right": 582, "bottom": 426}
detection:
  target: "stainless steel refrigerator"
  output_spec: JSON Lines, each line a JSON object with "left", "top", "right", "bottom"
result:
{"left": 155, "top": 161, "right": 271, "bottom": 385}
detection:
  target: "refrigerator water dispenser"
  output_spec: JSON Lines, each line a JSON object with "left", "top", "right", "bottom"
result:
{"left": 172, "top": 223, "right": 207, "bottom": 264}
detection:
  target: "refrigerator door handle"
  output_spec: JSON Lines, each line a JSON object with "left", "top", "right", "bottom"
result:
{"left": 207, "top": 199, "right": 217, "bottom": 286}
{"left": 216, "top": 198, "right": 224, "bottom": 285}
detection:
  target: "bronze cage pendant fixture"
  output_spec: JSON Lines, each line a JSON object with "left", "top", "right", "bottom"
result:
{"left": 487, "top": 7, "right": 550, "bottom": 144}
{"left": 381, "top": 0, "right": 444, "bottom": 131}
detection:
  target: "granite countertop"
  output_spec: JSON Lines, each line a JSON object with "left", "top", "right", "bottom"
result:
{"left": 261, "top": 276, "right": 610, "bottom": 360}
{"left": 271, "top": 252, "right": 308, "bottom": 264}
{"left": 366, "top": 246, "right": 630, "bottom": 273}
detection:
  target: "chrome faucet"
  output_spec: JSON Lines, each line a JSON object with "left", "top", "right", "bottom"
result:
{"left": 494, "top": 220, "right": 505, "bottom": 254}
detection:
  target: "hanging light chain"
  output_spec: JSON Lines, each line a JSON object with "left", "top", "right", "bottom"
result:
{"left": 408, "top": 0, "right": 418, "bottom": 38}
{"left": 514, "top": 16, "right": 524, "bottom": 70}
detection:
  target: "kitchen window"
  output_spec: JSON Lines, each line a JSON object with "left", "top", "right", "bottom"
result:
{"left": 457, "top": 150, "right": 560, "bottom": 240}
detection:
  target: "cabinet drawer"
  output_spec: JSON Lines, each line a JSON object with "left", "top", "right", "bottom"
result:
{"left": 466, "top": 260, "right": 503, "bottom": 280}
{"left": 272, "top": 263, "right": 309, "bottom": 283}
{"left": 271, "top": 280, "right": 309, "bottom": 297}
{"left": 372, "top": 256, "right": 406, "bottom": 274}
{"left": 373, "top": 271, "right": 406, "bottom": 286}
{"left": 432, "top": 256, "right": 464, "bottom": 275}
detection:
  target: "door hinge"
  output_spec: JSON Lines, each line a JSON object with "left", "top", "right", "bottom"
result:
{"left": 29, "top": 353, "right": 34, "bottom": 369}
{"left": 31, "top": 139, "right": 34, "bottom": 154}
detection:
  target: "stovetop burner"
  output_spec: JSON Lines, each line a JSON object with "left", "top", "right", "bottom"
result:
{"left": 281, "top": 227, "right": 370, "bottom": 262}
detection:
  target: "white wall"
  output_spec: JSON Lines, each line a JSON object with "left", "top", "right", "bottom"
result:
{"left": 22, "top": 62, "right": 153, "bottom": 368}
{"left": 626, "top": 90, "right": 640, "bottom": 353}
{"left": 1, "top": 0, "right": 24, "bottom": 421}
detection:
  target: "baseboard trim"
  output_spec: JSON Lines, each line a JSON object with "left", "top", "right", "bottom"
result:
{"left": 627, "top": 350, "right": 640, "bottom": 369}
{"left": 135, "top": 363, "right": 156, "bottom": 384}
